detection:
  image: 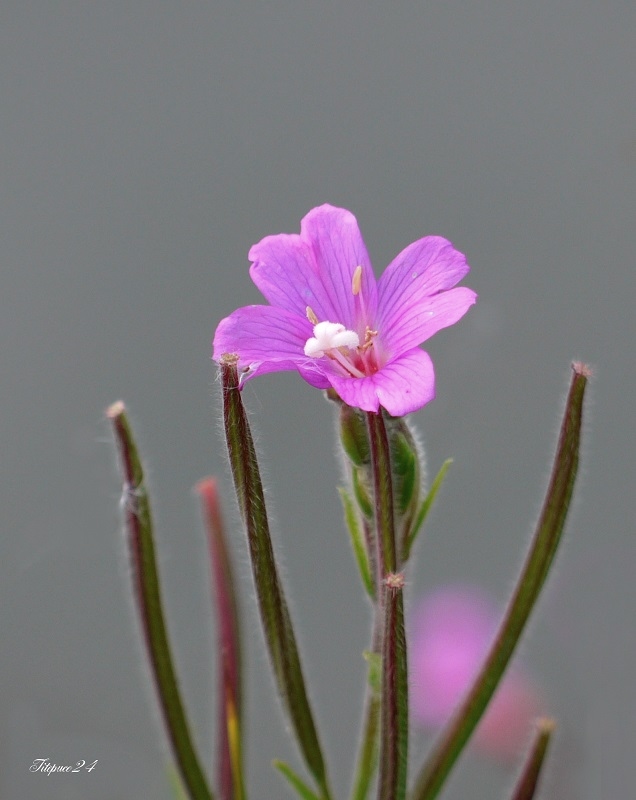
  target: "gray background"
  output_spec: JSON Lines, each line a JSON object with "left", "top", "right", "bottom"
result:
{"left": 1, "top": 3, "right": 634, "bottom": 799}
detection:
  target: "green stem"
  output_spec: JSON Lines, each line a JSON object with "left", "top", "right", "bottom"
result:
{"left": 378, "top": 575, "right": 408, "bottom": 800}
{"left": 365, "top": 409, "right": 408, "bottom": 800}
{"left": 410, "top": 364, "right": 588, "bottom": 800}
{"left": 107, "top": 402, "right": 213, "bottom": 800}
{"left": 196, "top": 478, "right": 245, "bottom": 800}
{"left": 509, "top": 718, "right": 556, "bottom": 800}
{"left": 219, "top": 358, "right": 332, "bottom": 800}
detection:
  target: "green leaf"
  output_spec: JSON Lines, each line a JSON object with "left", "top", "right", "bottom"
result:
{"left": 363, "top": 650, "right": 382, "bottom": 696}
{"left": 220, "top": 358, "right": 332, "bottom": 800}
{"left": 273, "top": 761, "right": 322, "bottom": 800}
{"left": 349, "top": 690, "right": 380, "bottom": 800}
{"left": 402, "top": 459, "right": 453, "bottom": 562}
{"left": 166, "top": 765, "right": 189, "bottom": 800}
{"left": 339, "top": 487, "right": 374, "bottom": 600}
{"left": 107, "top": 402, "right": 214, "bottom": 800}
{"left": 410, "top": 364, "right": 589, "bottom": 800}
{"left": 349, "top": 649, "right": 382, "bottom": 800}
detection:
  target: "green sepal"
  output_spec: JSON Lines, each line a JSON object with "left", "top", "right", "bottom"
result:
{"left": 402, "top": 458, "right": 453, "bottom": 562}
{"left": 338, "top": 487, "right": 374, "bottom": 600}
{"left": 391, "top": 430, "right": 419, "bottom": 516}
{"left": 273, "top": 761, "right": 322, "bottom": 800}
{"left": 338, "top": 404, "right": 374, "bottom": 522}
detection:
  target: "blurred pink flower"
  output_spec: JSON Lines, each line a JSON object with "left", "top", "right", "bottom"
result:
{"left": 410, "top": 585, "right": 546, "bottom": 762}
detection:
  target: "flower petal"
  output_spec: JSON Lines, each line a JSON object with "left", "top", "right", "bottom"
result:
{"left": 213, "top": 305, "right": 314, "bottom": 379}
{"left": 377, "top": 237, "right": 474, "bottom": 352}
{"left": 249, "top": 233, "right": 338, "bottom": 322}
{"left": 380, "top": 235, "right": 470, "bottom": 300}
{"left": 381, "top": 286, "right": 477, "bottom": 356}
{"left": 328, "top": 348, "right": 435, "bottom": 416}
{"left": 300, "top": 204, "right": 378, "bottom": 327}
{"left": 249, "top": 205, "right": 378, "bottom": 330}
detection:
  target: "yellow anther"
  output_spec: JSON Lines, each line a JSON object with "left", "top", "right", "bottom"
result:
{"left": 360, "top": 327, "right": 378, "bottom": 352}
{"left": 306, "top": 306, "right": 319, "bottom": 325}
{"left": 351, "top": 265, "right": 363, "bottom": 296}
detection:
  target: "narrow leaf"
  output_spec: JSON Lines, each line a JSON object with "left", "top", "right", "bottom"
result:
{"left": 339, "top": 487, "right": 374, "bottom": 600}
{"left": 350, "top": 649, "right": 382, "bottom": 800}
{"left": 363, "top": 650, "right": 383, "bottom": 696}
{"left": 351, "top": 692, "right": 381, "bottom": 800}
{"left": 107, "top": 402, "right": 214, "bottom": 800}
{"left": 402, "top": 459, "right": 453, "bottom": 563}
{"left": 167, "top": 765, "right": 190, "bottom": 800}
{"left": 273, "top": 760, "right": 322, "bottom": 800}
{"left": 219, "top": 358, "right": 332, "bottom": 800}
{"left": 411, "top": 364, "right": 589, "bottom": 800}
{"left": 196, "top": 478, "right": 245, "bottom": 800}
{"left": 510, "top": 718, "right": 556, "bottom": 800}
{"left": 378, "top": 575, "right": 408, "bottom": 800}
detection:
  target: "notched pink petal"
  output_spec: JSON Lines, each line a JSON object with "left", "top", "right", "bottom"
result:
{"left": 377, "top": 237, "right": 472, "bottom": 347}
{"left": 300, "top": 204, "right": 378, "bottom": 326}
{"left": 327, "top": 373, "right": 381, "bottom": 413}
{"left": 213, "top": 305, "right": 312, "bottom": 379}
{"left": 329, "top": 348, "right": 435, "bottom": 417}
{"left": 382, "top": 286, "right": 477, "bottom": 356}
{"left": 379, "top": 235, "right": 469, "bottom": 302}
{"left": 373, "top": 349, "right": 436, "bottom": 416}
{"left": 249, "top": 233, "right": 344, "bottom": 323}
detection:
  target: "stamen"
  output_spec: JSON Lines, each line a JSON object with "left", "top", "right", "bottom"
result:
{"left": 360, "top": 327, "right": 378, "bottom": 352}
{"left": 306, "top": 306, "right": 319, "bottom": 325}
{"left": 351, "top": 265, "right": 363, "bottom": 296}
{"left": 328, "top": 348, "right": 366, "bottom": 379}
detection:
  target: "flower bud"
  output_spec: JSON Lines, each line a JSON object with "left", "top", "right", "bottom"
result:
{"left": 339, "top": 403, "right": 371, "bottom": 467}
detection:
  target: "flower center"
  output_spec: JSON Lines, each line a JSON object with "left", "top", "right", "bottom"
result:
{"left": 302, "top": 268, "right": 382, "bottom": 379}
{"left": 303, "top": 320, "right": 360, "bottom": 357}
{"left": 304, "top": 321, "right": 365, "bottom": 376}
{"left": 304, "top": 319, "right": 380, "bottom": 380}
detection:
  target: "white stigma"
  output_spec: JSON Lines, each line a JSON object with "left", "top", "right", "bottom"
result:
{"left": 304, "top": 321, "right": 360, "bottom": 358}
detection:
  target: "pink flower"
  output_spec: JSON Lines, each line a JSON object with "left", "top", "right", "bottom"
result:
{"left": 410, "top": 585, "right": 545, "bottom": 762}
{"left": 213, "top": 205, "right": 476, "bottom": 416}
